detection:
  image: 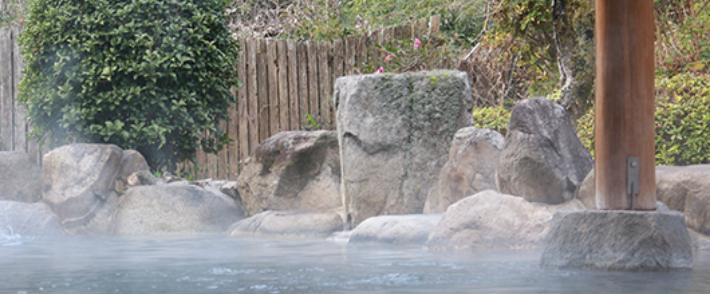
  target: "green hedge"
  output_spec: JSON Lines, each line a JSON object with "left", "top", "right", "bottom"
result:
{"left": 19, "top": 0, "right": 239, "bottom": 171}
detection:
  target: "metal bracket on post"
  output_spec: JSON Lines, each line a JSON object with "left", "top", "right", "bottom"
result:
{"left": 627, "top": 157, "right": 640, "bottom": 209}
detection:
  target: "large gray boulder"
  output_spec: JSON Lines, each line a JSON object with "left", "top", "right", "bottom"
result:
{"left": 496, "top": 97, "right": 593, "bottom": 204}
{"left": 114, "top": 185, "right": 243, "bottom": 235}
{"left": 0, "top": 151, "right": 42, "bottom": 202}
{"left": 656, "top": 165, "right": 710, "bottom": 234}
{"left": 42, "top": 144, "right": 124, "bottom": 234}
{"left": 0, "top": 201, "right": 66, "bottom": 236}
{"left": 349, "top": 214, "right": 443, "bottom": 245}
{"left": 334, "top": 70, "right": 474, "bottom": 228}
{"left": 228, "top": 209, "right": 343, "bottom": 238}
{"left": 423, "top": 127, "right": 503, "bottom": 213}
{"left": 541, "top": 210, "right": 692, "bottom": 270}
{"left": 237, "top": 131, "right": 341, "bottom": 216}
{"left": 426, "top": 190, "right": 585, "bottom": 250}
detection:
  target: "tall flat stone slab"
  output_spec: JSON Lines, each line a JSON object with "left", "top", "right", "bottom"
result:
{"left": 496, "top": 97, "right": 593, "bottom": 204}
{"left": 541, "top": 210, "right": 693, "bottom": 270}
{"left": 424, "top": 127, "right": 503, "bottom": 213}
{"left": 334, "top": 70, "right": 473, "bottom": 228}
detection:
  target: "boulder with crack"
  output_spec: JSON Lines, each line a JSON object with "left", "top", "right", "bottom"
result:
{"left": 237, "top": 131, "right": 341, "bottom": 216}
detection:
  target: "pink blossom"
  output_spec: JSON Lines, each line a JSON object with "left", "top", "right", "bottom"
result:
{"left": 375, "top": 67, "right": 384, "bottom": 74}
{"left": 414, "top": 39, "right": 422, "bottom": 48}
{"left": 419, "top": 65, "right": 424, "bottom": 70}
{"left": 385, "top": 54, "right": 395, "bottom": 62}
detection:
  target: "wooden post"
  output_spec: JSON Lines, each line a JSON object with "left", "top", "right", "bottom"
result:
{"left": 595, "top": 0, "right": 656, "bottom": 210}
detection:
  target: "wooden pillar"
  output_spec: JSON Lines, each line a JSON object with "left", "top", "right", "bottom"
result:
{"left": 594, "top": 0, "right": 656, "bottom": 210}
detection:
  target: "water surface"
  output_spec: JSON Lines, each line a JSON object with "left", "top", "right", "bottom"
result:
{"left": 1, "top": 235, "right": 708, "bottom": 293}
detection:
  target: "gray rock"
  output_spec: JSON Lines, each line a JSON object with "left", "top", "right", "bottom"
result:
{"left": 237, "top": 131, "right": 341, "bottom": 216}
{"left": 0, "top": 151, "right": 42, "bottom": 202}
{"left": 127, "top": 170, "right": 163, "bottom": 186}
{"left": 42, "top": 144, "right": 123, "bottom": 234}
{"left": 541, "top": 210, "right": 693, "bottom": 270}
{"left": 114, "top": 185, "right": 244, "bottom": 235}
{"left": 424, "top": 127, "right": 503, "bottom": 213}
{"left": 496, "top": 97, "right": 593, "bottom": 204}
{"left": 116, "top": 150, "right": 150, "bottom": 191}
{"left": 0, "top": 201, "right": 66, "bottom": 236}
{"left": 335, "top": 70, "right": 474, "bottom": 228}
{"left": 426, "top": 190, "right": 585, "bottom": 250}
{"left": 656, "top": 165, "right": 710, "bottom": 234}
{"left": 228, "top": 209, "right": 343, "bottom": 238}
{"left": 349, "top": 214, "right": 443, "bottom": 245}
{"left": 575, "top": 167, "right": 595, "bottom": 209}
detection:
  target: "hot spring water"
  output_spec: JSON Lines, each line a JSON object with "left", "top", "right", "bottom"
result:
{"left": 1, "top": 234, "right": 709, "bottom": 293}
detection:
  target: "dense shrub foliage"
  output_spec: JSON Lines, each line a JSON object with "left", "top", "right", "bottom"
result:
{"left": 654, "top": 73, "right": 710, "bottom": 165}
{"left": 19, "top": 0, "right": 239, "bottom": 171}
{"left": 472, "top": 106, "right": 510, "bottom": 136}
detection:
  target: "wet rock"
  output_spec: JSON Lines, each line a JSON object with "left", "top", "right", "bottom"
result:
{"left": 114, "top": 185, "right": 243, "bottom": 235}
{"left": 334, "top": 70, "right": 474, "bottom": 228}
{"left": 349, "top": 214, "right": 443, "bottom": 246}
{"left": 42, "top": 144, "right": 123, "bottom": 234}
{"left": 426, "top": 190, "right": 585, "bottom": 250}
{"left": 0, "top": 201, "right": 66, "bottom": 236}
{"left": 496, "top": 97, "right": 593, "bottom": 204}
{"left": 0, "top": 151, "right": 42, "bottom": 202}
{"left": 327, "top": 230, "right": 353, "bottom": 244}
{"left": 237, "top": 131, "right": 341, "bottom": 216}
{"left": 541, "top": 210, "right": 693, "bottom": 270}
{"left": 424, "top": 127, "right": 503, "bottom": 213}
{"left": 228, "top": 209, "right": 343, "bottom": 238}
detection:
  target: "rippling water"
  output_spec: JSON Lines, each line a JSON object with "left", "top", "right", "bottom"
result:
{"left": 1, "top": 234, "right": 709, "bottom": 294}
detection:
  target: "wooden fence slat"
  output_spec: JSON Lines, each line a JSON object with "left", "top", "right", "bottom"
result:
{"left": 224, "top": 86, "right": 235, "bottom": 178}
{"left": 247, "top": 39, "right": 259, "bottom": 155}
{"left": 382, "top": 27, "right": 394, "bottom": 48}
{"left": 267, "top": 39, "right": 279, "bottom": 136}
{"left": 345, "top": 35, "right": 357, "bottom": 75}
{"left": 277, "top": 39, "right": 289, "bottom": 131}
{"left": 237, "top": 39, "right": 248, "bottom": 173}
{"left": 257, "top": 38, "right": 269, "bottom": 144}
{"left": 0, "top": 28, "right": 12, "bottom": 152}
{"left": 297, "top": 42, "right": 309, "bottom": 129}
{"left": 12, "top": 27, "right": 26, "bottom": 153}
{"left": 318, "top": 42, "right": 331, "bottom": 126}
{"left": 413, "top": 19, "right": 427, "bottom": 39}
{"left": 307, "top": 41, "right": 319, "bottom": 119}
{"left": 368, "top": 29, "right": 382, "bottom": 67}
{"left": 356, "top": 35, "right": 367, "bottom": 72}
{"left": 429, "top": 15, "right": 441, "bottom": 36}
{"left": 287, "top": 40, "right": 300, "bottom": 131}
{"left": 332, "top": 38, "right": 344, "bottom": 84}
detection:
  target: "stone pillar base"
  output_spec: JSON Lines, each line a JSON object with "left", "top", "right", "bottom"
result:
{"left": 541, "top": 210, "right": 692, "bottom": 270}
